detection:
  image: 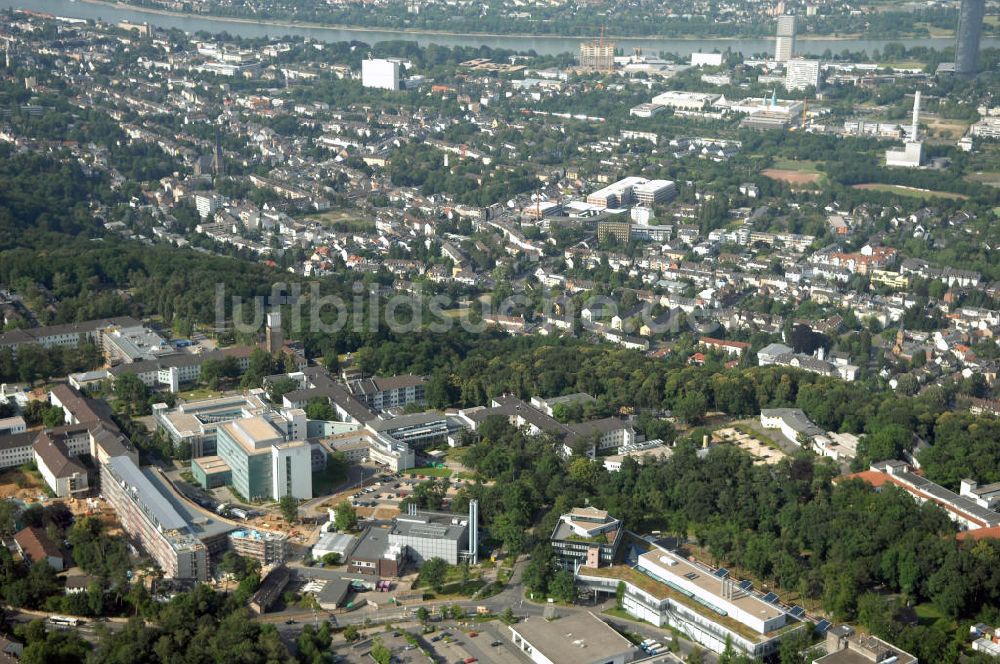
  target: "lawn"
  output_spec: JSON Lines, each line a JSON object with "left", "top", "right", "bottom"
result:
{"left": 177, "top": 387, "right": 226, "bottom": 401}
{"left": 852, "top": 183, "right": 969, "bottom": 200}
{"left": 914, "top": 602, "right": 952, "bottom": 630}
{"left": 406, "top": 466, "right": 453, "bottom": 478}
{"left": 308, "top": 209, "right": 373, "bottom": 232}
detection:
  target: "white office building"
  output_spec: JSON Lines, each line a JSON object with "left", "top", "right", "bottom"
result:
{"left": 362, "top": 58, "right": 401, "bottom": 91}
{"left": 271, "top": 441, "right": 313, "bottom": 501}
{"left": 785, "top": 59, "right": 821, "bottom": 91}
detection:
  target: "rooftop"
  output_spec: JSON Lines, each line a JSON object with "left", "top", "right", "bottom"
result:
{"left": 510, "top": 612, "right": 635, "bottom": 664}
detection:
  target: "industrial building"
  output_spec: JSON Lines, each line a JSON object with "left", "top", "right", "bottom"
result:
{"left": 389, "top": 505, "right": 474, "bottom": 565}
{"left": 886, "top": 92, "right": 924, "bottom": 168}
{"left": 576, "top": 542, "right": 806, "bottom": 657}
{"left": 361, "top": 58, "right": 401, "bottom": 90}
{"left": 341, "top": 501, "right": 479, "bottom": 575}
{"left": 775, "top": 15, "right": 796, "bottom": 62}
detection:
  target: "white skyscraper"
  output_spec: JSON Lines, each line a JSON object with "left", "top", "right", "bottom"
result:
{"left": 775, "top": 15, "right": 796, "bottom": 62}
{"left": 785, "top": 59, "right": 820, "bottom": 91}
{"left": 361, "top": 58, "right": 401, "bottom": 91}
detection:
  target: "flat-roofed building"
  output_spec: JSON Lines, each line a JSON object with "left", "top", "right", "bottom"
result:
{"left": 813, "top": 626, "right": 917, "bottom": 664}
{"left": 509, "top": 611, "right": 638, "bottom": 664}
{"left": 213, "top": 416, "right": 312, "bottom": 501}
{"left": 0, "top": 416, "right": 26, "bottom": 436}
{"left": 551, "top": 506, "right": 623, "bottom": 569}
{"left": 576, "top": 543, "right": 805, "bottom": 657}
{"left": 786, "top": 59, "right": 821, "bottom": 91}
{"left": 587, "top": 176, "right": 648, "bottom": 209}
{"left": 153, "top": 391, "right": 271, "bottom": 457}
{"left": 651, "top": 91, "right": 720, "bottom": 111}
{"left": 634, "top": 180, "right": 677, "bottom": 205}
{"left": 389, "top": 509, "right": 469, "bottom": 565}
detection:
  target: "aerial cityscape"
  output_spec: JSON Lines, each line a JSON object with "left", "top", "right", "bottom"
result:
{"left": 0, "top": 0, "right": 997, "bottom": 662}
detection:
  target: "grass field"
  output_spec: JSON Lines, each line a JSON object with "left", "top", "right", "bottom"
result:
{"left": 852, "top": 183, "right": 969, "bottom": 200}
{"left": 966, "top": 172, "right": 1000, "bottom": 188}
{"left": 308, "top": 209, "right": 373, "bottom": 232}
{"left": 771, "top": 158, "right": 822, "bottom": 173}
{"left": 406, "top": 466, "right": 453, "bottom": 478}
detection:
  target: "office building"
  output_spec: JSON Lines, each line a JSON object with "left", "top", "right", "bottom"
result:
{"left": 551, "top": 506, "right": 623, "bottom": 569}
{"left": 588, "top": 177, "right": 675, "bottom": 212}
{"left": 598, "top": 221, "right": 632, "bottom": 244}
{"left": 211, "top": 415, "right": 312, "bottom": 501}
{"left": 955, "top": 0, "right": 985, "bottom": 76}
{"left": 576, "top": 543, "right": 805, "bottom": 657}
{"left": 0, "top": 416, "right": 25, "bottom": 436}
{"left": 579, "top": 39, "right": 615, "bottom": 71}
{"left": 509, "top": 612, "right": 639, "bottom": 664}
{"left": 775, "top": 15, "right": 796, "bottom": 62}
{"left": 634, "top": 180, "right": 678, "bottom": 205}
{"left": 361, "top": 58, "right": 401, "bottom": 91}
{"left": 785, "top": 59, "right": 820, "bottom": 91}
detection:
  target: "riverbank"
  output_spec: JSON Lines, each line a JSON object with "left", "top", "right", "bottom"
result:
{"left": 75, "top": 0, "right": 915, "bottom": 43}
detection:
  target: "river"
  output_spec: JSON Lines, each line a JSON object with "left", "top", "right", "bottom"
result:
{"left": 5, "top": 0, "right": 997, "bottom": 57}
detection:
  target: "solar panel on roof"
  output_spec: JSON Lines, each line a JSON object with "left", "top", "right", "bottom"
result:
{"left": 713, "top": 567, "right": 729, "bottom": 578}
{"left": 789, "top": 606, "right": 806, "bottom": 618}
{"left": 815, "top": 620, "right": 831, "bottom": 633}
{"left": 762, "top": 592, "right": 778, "bottom": 603}
{"left": 738, "top": 580, "right": 752, "bottom": 591}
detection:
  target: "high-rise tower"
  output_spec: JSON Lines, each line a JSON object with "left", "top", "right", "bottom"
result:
{"left": 955, "top": 0, "right": 985, "bottom": 76}
{"left": 775, "top": 15, "right": 796, "bottom": 62}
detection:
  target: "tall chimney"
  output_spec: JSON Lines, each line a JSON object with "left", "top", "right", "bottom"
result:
{"left": 911, "top": 91, "right": 921, "bottom": 140}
